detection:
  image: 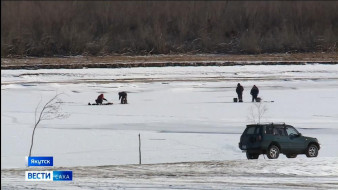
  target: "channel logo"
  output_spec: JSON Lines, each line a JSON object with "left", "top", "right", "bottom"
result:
{"left": 25, "top": 171, "right": 53, "bottom": 181}
{"left": 25, "top": 171, "right": 73, "bottom": 181}
{"left": 53, "top": 171, "right": 73, "bottom": 181}
{"left": 25, "top": 156, "right": 53, "bottom": 167}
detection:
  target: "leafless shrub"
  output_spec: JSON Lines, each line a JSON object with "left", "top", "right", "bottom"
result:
{"left": 29, "top": 93, "right": 69, "bottom": 157}
{"left": 247, "top": 102, "right": 268, "bottom": 124}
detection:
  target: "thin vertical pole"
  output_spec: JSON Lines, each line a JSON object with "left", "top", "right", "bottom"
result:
{"left": 138, "top": 133, "right": 141, "bottom": 165}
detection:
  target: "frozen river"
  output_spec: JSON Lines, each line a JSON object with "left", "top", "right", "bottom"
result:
{"left": 2, "top": 64, "right": 338, "bottom": 189}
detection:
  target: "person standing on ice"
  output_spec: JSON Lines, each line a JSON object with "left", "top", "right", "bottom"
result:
{"left": 250, "top": 85, "right": 259, "bottom": 102}
{"left": 236, "top": 83, "right": 244, "bottom": 102}
{"left": 95, "top": 94, "right": 107, "bottom": 104}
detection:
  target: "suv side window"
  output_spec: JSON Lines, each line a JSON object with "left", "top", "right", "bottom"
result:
{"left": 266, "top": 126, "right": 274, "bottom": 134}
{"left": 245, "top": 126, "right": 261, "bottom": 134}
{"left": 255, "top": 127, "right": 261, "bottom": 134}
{"left": 286, "top": 126, "right": 299, "bottom": 136}
{"left": 246, "top": 127, "right": 256, "bottom": 134}
{"left": 273, "top": 126, "right": 286, "bottom": 136}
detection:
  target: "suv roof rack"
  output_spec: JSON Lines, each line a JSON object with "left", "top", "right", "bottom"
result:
{"left": 249, "top": 122, "right": 286, "bottom": 125}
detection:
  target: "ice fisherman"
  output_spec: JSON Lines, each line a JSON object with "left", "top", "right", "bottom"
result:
{"left": 236, "top": 83, "right": 244, "bottom": 102}
{"left": 118, "top": 91, "right": 128, "bottom": 104}
{"left": 250, "top": 85, "right": 259, "bottom": 102}
{"left": 95, "top": 94, "right": 107, "bottom": 104}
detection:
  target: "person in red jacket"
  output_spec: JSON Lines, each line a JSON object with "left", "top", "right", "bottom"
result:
{"left": 95, "top": 94, "right": 107, "bottom": 104}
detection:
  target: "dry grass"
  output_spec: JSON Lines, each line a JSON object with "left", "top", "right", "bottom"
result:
{"left": 1, "top": 52, "right": 337, "bottom": 69}
{"left": 1, "top": 1, "right": 337, "bottom": 57}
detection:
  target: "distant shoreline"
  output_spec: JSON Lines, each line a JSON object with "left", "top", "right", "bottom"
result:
{"left": 1, "top": 53, "right": 337, "bottom": 70}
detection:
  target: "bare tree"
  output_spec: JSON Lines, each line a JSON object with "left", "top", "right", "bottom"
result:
{"left": 247, "top": 102, "right": 268, "bottom": 124}
{"left": 29, "top": 93, "right": 69, "bottom": 157}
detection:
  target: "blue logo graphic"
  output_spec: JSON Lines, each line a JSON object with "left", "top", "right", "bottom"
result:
{"left": 25, "top": 171, "right": 53, "bottom": 181}
{"left": 26, "top": 156, "right": 53, "bottom": 167}
{"left": 53, "top": 171, "right": 73, "bottom": 181}
{"left": 25, "top": 171, "right": 73, "bottom": 181}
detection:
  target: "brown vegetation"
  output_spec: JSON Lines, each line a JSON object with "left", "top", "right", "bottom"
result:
{"left": 1, "top": 1, "right": 337, "bottom": 57}
{"left": 2, "top": 52, "right": 337, "bottom": 70}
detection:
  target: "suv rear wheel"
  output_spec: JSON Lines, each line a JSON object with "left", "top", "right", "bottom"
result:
{"left": 267, "top": 145, "right": 280, "bottom": 159}
{"left": 306, "top": 144, "right": 319, "bottom": 157}
{"left": 246, "top": 152, "right": 259, "bottom": 159}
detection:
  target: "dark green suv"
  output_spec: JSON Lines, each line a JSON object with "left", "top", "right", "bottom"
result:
{"left": 239, "top": 123, "right": 320, "bottom": 159}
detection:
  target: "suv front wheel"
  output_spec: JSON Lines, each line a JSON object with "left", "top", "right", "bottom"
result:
{"left": 267, "top": 145, "right": 280, "bottom": 159}
{"left": 306, "top": 144, "right": 319, "bottom": 157}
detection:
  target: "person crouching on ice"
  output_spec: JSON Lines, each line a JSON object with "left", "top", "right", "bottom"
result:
{"left": 118, "top": 91, "right": 127, "bottom": 104}
{"left": 96, "top": 94, "right": 107, "bottom": 104}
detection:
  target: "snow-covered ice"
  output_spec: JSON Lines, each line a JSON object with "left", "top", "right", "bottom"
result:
{"left": 1, "top": 64, "right": 338, "bottom": 189}
{"left": 2, "top": 158, "right": 338, "bottom": 190}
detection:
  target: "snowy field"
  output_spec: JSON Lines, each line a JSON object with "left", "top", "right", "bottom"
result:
{"left": 1, "top": 64, "right": 338, "bottom": 189}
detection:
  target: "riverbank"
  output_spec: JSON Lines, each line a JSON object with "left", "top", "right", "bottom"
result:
{"left": 1, "top": 52, "right": 337, "bottom": 70}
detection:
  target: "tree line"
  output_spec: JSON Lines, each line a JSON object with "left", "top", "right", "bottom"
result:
{"left": 1, "top": 1, "right": 337, "bottom": 57}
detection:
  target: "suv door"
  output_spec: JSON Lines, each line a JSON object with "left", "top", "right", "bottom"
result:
{"left": 285, "top": 125, "right": 306, "bottom": 153}
{"left": 272, "top": 126, "right": 289, "bottom": 153}
{"left": 240, "top": 125, "right": 262, "bottom": 150}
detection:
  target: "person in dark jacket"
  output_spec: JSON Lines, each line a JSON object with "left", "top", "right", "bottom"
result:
{"left": 118, "top": 91, "right": 127, "bottom": 104}
{"left": 236, "top": 83, "right": 244, "bottom": 102}
{"left": 95, "top": 94, "right": 107, "bottom": 104}
{"left": 250, "top": 85, "right": 259, "bottom": 102}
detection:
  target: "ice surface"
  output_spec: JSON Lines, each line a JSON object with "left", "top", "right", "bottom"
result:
{"left": 1, "top": 64, "right": 338, "bottom": 189}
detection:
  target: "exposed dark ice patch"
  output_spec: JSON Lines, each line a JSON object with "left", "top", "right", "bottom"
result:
{"left": 21, "top": 84, "right": 36, "bottom": 86}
